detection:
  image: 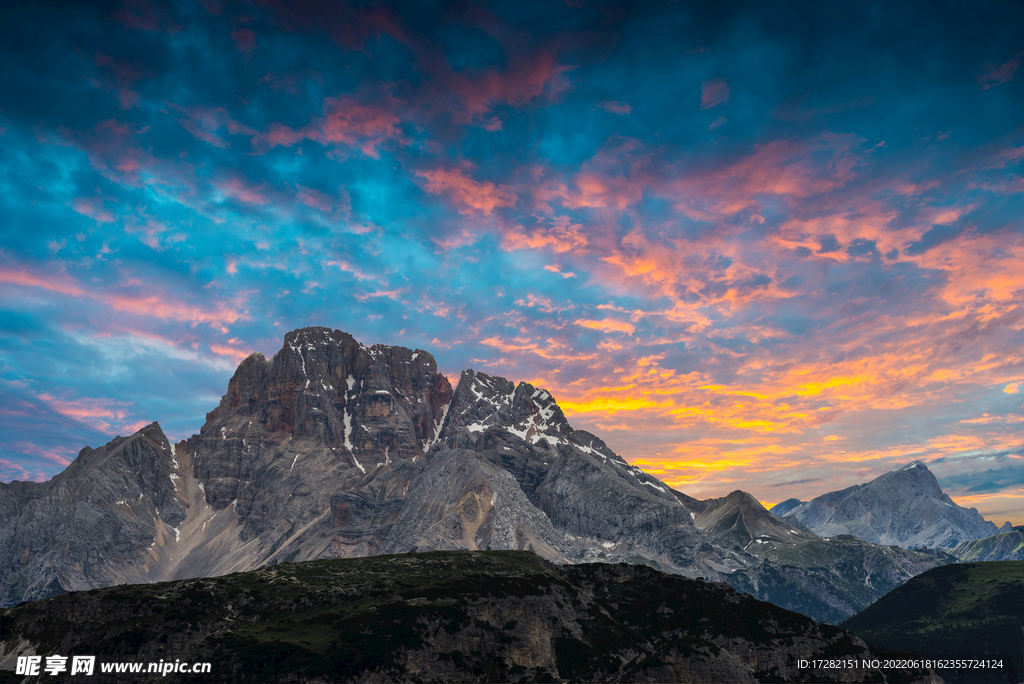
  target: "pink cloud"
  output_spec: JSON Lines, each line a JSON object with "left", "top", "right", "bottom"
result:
{"left": 172, "top": 104, "right": 256, "bottom": 149}
{"left": 977, "top": 50, "right": 1023, "bottom": 90}
{"left": 437, "top": 48, "right": 574, "bottom": 123}
{"left": 0, "top": 458, "right": 34, "bottom": 481}
{"left": 35, "top": 393, "right": 138, "bottom": 435}
{"left": 325, "top": 259, "right": 382, "bottom": 282}
{"left": 93, "top": 52, "right": 153, "bottom": 109}
{"left": 259, "top": 70, "right": 322, "bottom": 94}
{"left": 254, "top": 97, "right": 404, "bottom": 158}
{"left": 197, "top": 0, "right": 224, "bottom": 16}
{"left": 417, "top": 166, "right": 517, "bottom": 215}
{"left": 700, "top": 78, "right": 731, "bottom": 109}
{"left": 209, "top": 343, "right": 252, "bottom": 364}
{"left": 1, "top": 261, "right": 248, "bottom": 331}
{"left": 544, "top": 264, "right": 576, "bottom": 278}
{"left": 71, "top": 196, "right": 118, "bottom": 223}
{"left": 499, "top": 215, "right": 589, "bottom": 254}
{"left": 7, "top": 443, "right": 77, "bottom": 467}
{"left": 231, "top": 28, "right": 257, "bottom": 56}
{"left": 0, "top": 267, "right": 86, "bottom": 297}
{"left": 355, "top": 288, "right": 406, "bottom": 302}
{"left": 597, "top": 100, "right": 633, "bottom": 115}
{"left": 296, "top": 186, "right": 350, "bottom": 214}
{"left": 215, "top": 176, "right": 269, "bottom": 205}
{"left": 256, "top": 1, "right": 405, "bottom": 51}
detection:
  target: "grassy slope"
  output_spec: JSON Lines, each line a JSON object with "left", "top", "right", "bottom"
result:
{"left": 842, "top": 561, "right": 1023, "bottom": 682}
{"left": 1, "top": 551, "right": 940, "bottom": 683}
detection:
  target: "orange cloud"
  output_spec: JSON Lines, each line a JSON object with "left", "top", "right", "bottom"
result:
{"left": 576, "top": 318, "right": 636, "bottom": 335}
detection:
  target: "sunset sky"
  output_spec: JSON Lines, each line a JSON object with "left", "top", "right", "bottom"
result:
{"left": 1, "top": 0, "right": 1022, "bottom": 525}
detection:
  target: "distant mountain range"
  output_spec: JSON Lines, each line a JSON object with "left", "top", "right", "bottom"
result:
{"left": 771, "top": 462, "right": 1004, "bottom": 548}
{"left": 0, "top": 550, "right": 944, "bottom": 684}
{"left": 0, "top": 327, "right": 1010, "bottom": 626}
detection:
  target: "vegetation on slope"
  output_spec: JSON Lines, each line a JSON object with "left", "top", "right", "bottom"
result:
{"left": 1, "top": 551, "right": 941, "bottom": 683}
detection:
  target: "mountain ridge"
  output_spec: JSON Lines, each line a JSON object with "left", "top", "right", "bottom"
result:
{"left": 772, "top": 460, "right": 1001, "bottom": 549}
{"left": 0, "top": 326, "right": 966, "bottom": 624}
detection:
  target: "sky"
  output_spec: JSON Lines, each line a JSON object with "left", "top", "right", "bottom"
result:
{"left": 1, "top": 0, "right": 1022, "bottom": 526}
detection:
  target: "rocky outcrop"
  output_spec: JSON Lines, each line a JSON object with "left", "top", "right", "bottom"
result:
{"left": 775, "top": 460, "right": 1000, "bottom": 549}
{"left": 0, "top": 551, "right": 942, "bottom": 683}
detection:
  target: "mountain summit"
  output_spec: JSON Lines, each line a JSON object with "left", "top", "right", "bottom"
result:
{"left": 772, "top": 460, "right": 1000, "bottom": 549}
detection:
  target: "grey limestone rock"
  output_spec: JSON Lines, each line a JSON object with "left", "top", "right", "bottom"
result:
{"left": 0, "top": 423, "right": 183, "bottom": 606}
{"left": 782, "top": 460, "right": 999, "bottom": 549}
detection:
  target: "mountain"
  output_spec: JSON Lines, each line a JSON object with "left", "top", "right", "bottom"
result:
{"left": 676, "top": 491, "right": 955, "bottom": 623}
{"left": 0, "top": 327, "right": 956, "bottom": 626}
{"left": 678, "top": 490, "right": 819, "bottom": 555}
{"left": 772, "top": 461, "right": 1001, "bottom": 549}
{"left": 842, "top": 561, "right": 1023, "bottom": 683}
{"left": 0, "top": 550, "right": 942, "bottom": 683}
{"left": 769, "top": 497, "right": 803, "bottom": 517}
{"left": 950, "top": 528, "right": 1024, "bottom": 561}
{"left": 1, "top": 327, "right": 729, "bottom": 608}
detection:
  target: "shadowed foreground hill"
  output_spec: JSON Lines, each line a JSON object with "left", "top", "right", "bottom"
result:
{"left": 1, "top": 551, "right": 940, "bottom": 684}
{"left": 843, "top": 561, "right": 1023, "bottom": 684}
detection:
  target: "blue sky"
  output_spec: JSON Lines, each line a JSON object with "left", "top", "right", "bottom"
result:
{"left": 1, "top": 0, "right": 1022, "bottom": 524}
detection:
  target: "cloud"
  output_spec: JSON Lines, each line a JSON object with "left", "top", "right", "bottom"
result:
{"left": 597, "top": 100, "right": 632, "bottom": 115}
{"left": 0, "top": 262, "right": 248, "bottom": 332}
{"left": 416, "top": 166, "right": 517, "bottom": 215}
{"left": 112, "top": 0, "right": 182, "bottom": 34}
{"left": 577, "top": 318, "right": 635, "bottom": 335}
{"left": 700, "top": 78, "right": 731, "bottom": 109}
{"left": 231, "top": 28, "right": 257, "bottom": 57}
{"left": 977, "top": 50, "right": 1023, "bottom": 90}
{"left": 543, "top": 264, "right": 576, "bottom": 278}
{"left": 93, "top": 52, "right": 153, "bottom": 110}
{"left": 254, "top": 97, "right": 405, "bottom": 158}
{"left": 215, "top": 176, "right": 269, "bottom": 206}
{"left": 172, "top": 105, "right": 256, "bottom": 149}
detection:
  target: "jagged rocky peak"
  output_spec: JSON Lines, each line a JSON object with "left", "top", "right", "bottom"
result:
{"left": 438, "top": 369, "right": 619, "bottom": 460}
{"left": 200, "top": 327, "right": 453, "bottom": 464}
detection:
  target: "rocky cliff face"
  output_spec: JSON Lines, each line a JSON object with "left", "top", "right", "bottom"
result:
{"left": 773, "top": 461, "right": 1000, "bottom": 549}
